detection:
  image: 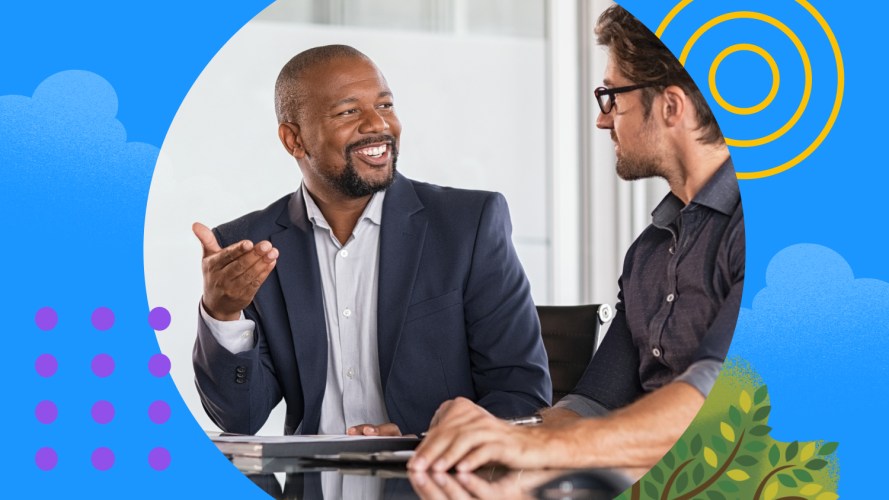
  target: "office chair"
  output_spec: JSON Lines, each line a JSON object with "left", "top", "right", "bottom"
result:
{"left": 536, "top": 304, "right": 613, "bottom": 404}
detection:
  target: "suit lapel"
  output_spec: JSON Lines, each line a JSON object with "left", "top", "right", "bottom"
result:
{"left": 270, "top": 190, "right": 327, "bottom": 434}
{"left": 377, "top": 174, "right": 427, "bottom": 391}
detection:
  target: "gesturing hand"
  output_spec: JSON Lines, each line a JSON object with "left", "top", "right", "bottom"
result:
{"left": 193, "top": 222, "right": 279, "bottom": 321}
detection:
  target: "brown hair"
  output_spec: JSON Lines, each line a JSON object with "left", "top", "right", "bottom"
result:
{"left": 596, "top": 5, "right": 724, "bottom": 145}
{"left": 274, "top": 44, "right": 371, "bottom": 124}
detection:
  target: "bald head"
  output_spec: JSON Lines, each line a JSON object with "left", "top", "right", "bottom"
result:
{"left": 274, "top": 45, "right": 373, "bottom": 124}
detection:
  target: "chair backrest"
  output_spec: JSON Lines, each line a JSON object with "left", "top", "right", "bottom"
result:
{"left": 537, "top": 304, "right": 612, "bottom": 404}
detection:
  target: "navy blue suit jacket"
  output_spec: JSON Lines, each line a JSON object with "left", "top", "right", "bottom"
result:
{"left": 193, "top": 173, "right": 551, "bottom": 435}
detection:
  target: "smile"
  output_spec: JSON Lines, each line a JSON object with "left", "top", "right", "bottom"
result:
{"left": 350, "top": 142, "right": 393, "bottom": 166}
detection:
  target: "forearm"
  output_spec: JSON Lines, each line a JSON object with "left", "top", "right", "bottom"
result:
{"left": 543, "top": 382, "right": 704, "bottom": 468}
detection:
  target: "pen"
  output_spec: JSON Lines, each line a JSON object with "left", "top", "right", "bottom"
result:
{"left": 419, "top": 413, "right": 543, "bottom": 438}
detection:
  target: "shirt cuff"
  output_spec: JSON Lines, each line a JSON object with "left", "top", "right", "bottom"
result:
{"left": 199, "top": 301, "right": 256, "bottom": 354}
{"left": 553, "top": 394, "right": 612, "bottom": 418}
{"left": 674, "top": 359, "right": 723, "bottom": 397}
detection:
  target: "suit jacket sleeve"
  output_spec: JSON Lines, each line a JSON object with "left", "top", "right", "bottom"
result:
{"left": 462, "top": 193, "right": 552, "bottom": 416}
{"left": 192, "top": 230, "right": 284, "bottom": 435}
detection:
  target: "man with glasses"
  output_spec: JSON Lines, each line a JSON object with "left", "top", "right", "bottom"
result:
{"left": 409, "top": 4, "right": 744, "bottom": 473}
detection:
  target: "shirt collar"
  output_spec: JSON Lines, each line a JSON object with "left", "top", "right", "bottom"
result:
{"left": 300, "top": 183, "right": 386, "bottom": 232}
{"left": 651, "top": 158, "right": 740, "bottom": 229}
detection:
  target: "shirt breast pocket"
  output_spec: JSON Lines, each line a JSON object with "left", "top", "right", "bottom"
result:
{"left": 405, "top": 289, "right": 462, "bottom": 324}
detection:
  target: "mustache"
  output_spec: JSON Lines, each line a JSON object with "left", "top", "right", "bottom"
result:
{"left": 346, "top": 135, "right": 398, "bottom": 155}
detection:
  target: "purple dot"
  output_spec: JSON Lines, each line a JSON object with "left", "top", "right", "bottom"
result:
{"left": 148, "top": 307, "right": 171, "bottom": 331}
{"left": 92, "top": 400, "right": 115, "bottom": 424}
{"left": 35, "top": 447, "right": 58, "bottom": 471}
{"left": 91, "top": 447, "right": 115, "bottom": 471}
{"left": 91, "top": 307, "right": 115, "bottom": 331}
{"left": 35, "top": 400, "right": 58, "bottom": 424}
{"left": 148, "top": 354, "right": 171, "bottom": 377}
{"left": 91, "top": 353, "right": 115, "bottom": 378}
{"left": 35, "top": 307, "right": 58, "bottom": 331}
{"left": 35, "top": 354, "right": 58, "bottom": 377}
{"left": 148, "top": 401, "right": 171, "bottom": 424}
{"left": 148, "top": 447, "right": 171, "bottom": 471}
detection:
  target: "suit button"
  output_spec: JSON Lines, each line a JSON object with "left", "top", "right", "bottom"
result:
{"left": 236, "top": 366, "right": 247, "bottom": 374}
{"left": 235, "top": 377, "right": 246, "bottom": 384}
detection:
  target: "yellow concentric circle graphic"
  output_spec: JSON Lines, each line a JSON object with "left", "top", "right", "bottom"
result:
{"left": 710, "top": 44, "right": 780, "bottom": 115}
{"left": 655, "top": 0, "right": 845, "bottom": 180}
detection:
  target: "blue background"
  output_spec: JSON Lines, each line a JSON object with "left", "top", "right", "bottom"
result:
{"left": 1, "top": 0, "right": 881, "bottom": 497}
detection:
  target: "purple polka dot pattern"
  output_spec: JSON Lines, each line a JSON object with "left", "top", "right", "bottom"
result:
{"left": 91, "top": 353, "right": 115, "bottom": 378}
{"left": 91, "top": 447, "right": 115, "bottom": 471}
{"left": 35, "top": 354, "right": 58, "bottom": 377}
{"left": 148, "top": 307, "right": 171, "bottom": 331}
{"left": 35, "top": 447, "right": 58, "bottom": 471}
{"left": 91, "top": 306, "right": 115, "bottom": 330}
{"left": 148, "top": 447, "right": 171, "bottom": 471}
{"left": 35, "top": 400, "right": 58, "bottom": 424}
{"left": 148, "top": 401, "right": 171, "bottom": 424}
{"left": 35, "top": 307, "right": 58, "bottom": 331}
{"left": 148, "top": 354, "right": 171, "bottom": 377}
{"left": 91, "top": 400, "right": 115, "bottom": 424}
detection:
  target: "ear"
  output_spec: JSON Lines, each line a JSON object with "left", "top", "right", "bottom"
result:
{"left": 660, "top": 85, "right": 687, "bottom": 128}
{"left": 278, "top": 122, "right": 307, "bottom": 159}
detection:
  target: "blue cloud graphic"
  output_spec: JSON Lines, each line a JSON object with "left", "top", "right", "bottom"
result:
{"left": 731, "top": 243, "right": 889, "bottom": 490}
{"left": 0, "top": 70, "right": 158, "bottom": 230}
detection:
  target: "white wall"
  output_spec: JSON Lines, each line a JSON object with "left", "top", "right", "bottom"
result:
{"left": 144, "top": 21, "right": 547, "bottom": 435}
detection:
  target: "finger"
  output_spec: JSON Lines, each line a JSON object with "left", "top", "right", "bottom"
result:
{"left": 347, "top": 424, "right": 370, "bottom": 436}
{"left": 230, "top": 256, "right": 277, "bottom": 294}
{"left": 409, "top": 471, "right": 448, "bottom": 500}
{"left": 433, "top": 472, "right": 473, "bottom": 500}
{"left": 456, "top": 443, "right": 500, "bottom": 472}
{"left": 432, "top": 427, "right": 501, "bottom": 472}
{"left": 205, "top": 240, "right": 255, "bottom": 272}
{"left": 376, "top": 423, "right": 402, "bottom": 436}
{"left": 193, "top": 222, "right": 222, "bottom": 258}
{"left": 456, "top": 472, "right": 500, "bottom": 499}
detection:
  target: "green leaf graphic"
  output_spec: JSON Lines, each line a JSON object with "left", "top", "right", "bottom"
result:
{"left": 805, "top": 459, "right": 828, "bottom": 470}
{"left": 712, "top": 435, "right": 728, "bottom": 453}
{"left": 717, "top": 480, "right": 739, "bottom": 493}
{"left": 692, "top": 462, "right": 704, "bottom": 484}
{"left": 729, "top": 405, "right": 741, "bottom": 427}
{"left": 663, "top": 451, "right": 675, "bottom": 469}
{"left": 643, "top": 480, "right": 658, "bottom": 499}
{"left": 778, "top": 473, "right": 797, "bottom": 488}
{"left": 706, "top": 491, "right": 726, "bottom": 500}
{"left": 768, "top": 444, "right": 780, "bottom": 467}
{"left": 735, "top": 454, "right": 758, "bottom": 467}
{"left": 650, "top": 465, "right": 664, "bottom": 484}
{"left": 745, "top": 441, "right": 767, "bottom": 453}
{"left": 818, "top": 442, "right": 839, "bottom": 456}
{"left": 753, "top": 405, "right": 771, "bottom": 422}
{"left": 750, "top": 425, "right": 772, "bottom": 436}
{"left": 691, "top": 434, "right": 702, "bottom": 456}
{"left": 675, "top": 438, "right": 688, "bottom": 460}
{"left": 754, "top": 385, "right": 768, "bottom": 405}
{"left": 676, "top": 470, "right": 688, "bottom": 493}
{"left": 793, "top": 469, "right": 814, "bottom": 482}
{"left": 786, "top": 441, "right": 799, "bottom": 461}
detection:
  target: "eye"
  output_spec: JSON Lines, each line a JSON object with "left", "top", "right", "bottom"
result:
{"left": 377, "top": 102, "right": 394, "bottom": 110}
{"left": 338, "top": 108, "right": 358, "bottom": 116}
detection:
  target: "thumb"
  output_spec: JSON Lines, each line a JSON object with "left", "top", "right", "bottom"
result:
{"left": 192, "top": 222, "right": 222, "bottom": 257}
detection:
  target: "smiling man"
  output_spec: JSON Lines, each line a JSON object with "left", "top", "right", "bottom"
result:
{"left": 191, "top": 45, "right": 551, "bottom": 437}
{"left": 410, "top": 5, "right": 744, "bottom": 473}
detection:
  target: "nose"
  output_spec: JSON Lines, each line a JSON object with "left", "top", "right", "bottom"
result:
{"left": 596, "top": 110, "right": 613, "bottom": 130}
{"left": 359, "top": 109, "right": 389, "bottom": 134}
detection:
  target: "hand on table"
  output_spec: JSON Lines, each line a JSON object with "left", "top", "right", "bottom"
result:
{"left": 409, "top": 468, "right": 559, "bottom": 500}
{"left": 409, "top": 397, "right": 562, "bottom": 472}
{"left": 193, "top": 222, "right": 278, "bottom": 321}
{"left": 346, "top": 422, "right": 403, "bottom": 436}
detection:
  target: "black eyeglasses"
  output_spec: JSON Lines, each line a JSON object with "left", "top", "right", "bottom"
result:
{"left": 594, "top": 84, "right": 656, "bottom": 114}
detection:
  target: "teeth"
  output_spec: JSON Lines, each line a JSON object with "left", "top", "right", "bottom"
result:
{"left": 357, "top": 145, "right": 387, "bottom": 157}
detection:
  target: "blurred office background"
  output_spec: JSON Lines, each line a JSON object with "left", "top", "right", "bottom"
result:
{"left": 144, "top": 0, "right": 668, "bottom": 435}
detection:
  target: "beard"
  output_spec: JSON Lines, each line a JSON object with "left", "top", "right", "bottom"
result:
{"left": 325, "top": 136, "right": 399, "bottom": 198}
{"left": 612, "top": 127, "right": 663, "bottom": 181}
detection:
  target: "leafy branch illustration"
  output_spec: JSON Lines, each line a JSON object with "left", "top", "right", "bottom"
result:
{"left": 621, "top": 377, "right": 840, "bottom": 500}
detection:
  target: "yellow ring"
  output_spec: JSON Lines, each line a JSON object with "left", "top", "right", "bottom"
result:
{"left": 709, "top": 44, "right": 780, "bottom": 115}
{"left": 681, "top": 12, "right": 810, "bottom": 148}
{"left": 656, "top": 0, "right": 845, "bottom": 180}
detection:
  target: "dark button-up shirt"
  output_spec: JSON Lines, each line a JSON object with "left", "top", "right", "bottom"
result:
{"left": 565, "top": 158, "right": 745, "bottom": 412}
